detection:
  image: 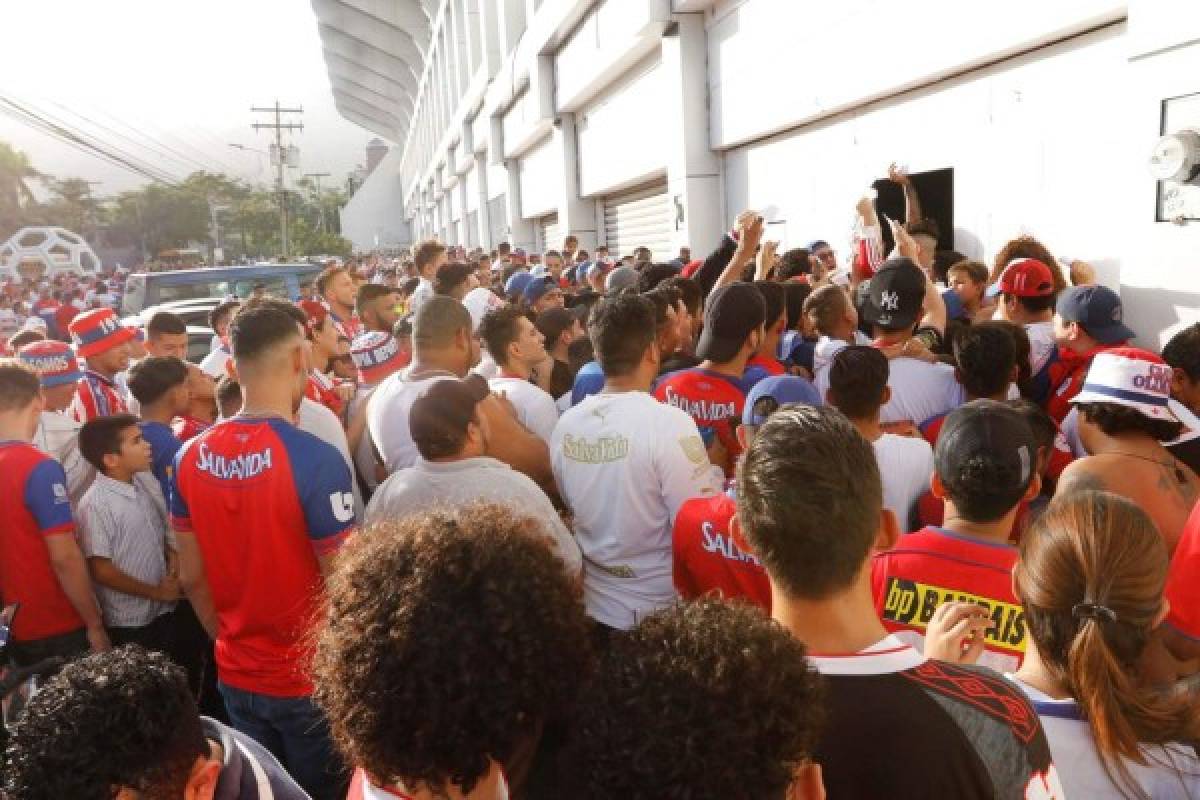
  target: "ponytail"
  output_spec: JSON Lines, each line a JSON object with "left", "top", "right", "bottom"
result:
{"left": 1018, "top": 491, "right": 1200, "bottom": 799}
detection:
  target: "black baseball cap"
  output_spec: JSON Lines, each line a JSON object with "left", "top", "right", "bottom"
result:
{"left": 409, "top": 375, "right": 491, "bottom": 460}
{"left": 862, "top": 258, "right": 926, "bottom": 332}
{"left": 935, "top": 399, "right": 1037, "bottom": 512}
{"left": 1056, "top": 285, "right": 1134, "bottom": 345}
{"left": 535, "top": 306, "right": 586, "bottom": 345}
{"left": 697, "top": 282, "right": 766, "bottom": 363}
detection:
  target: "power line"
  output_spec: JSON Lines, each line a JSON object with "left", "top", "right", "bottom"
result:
{"left": 0, "top": 95, "right": 180, "bottom": 185}
{"left": 251, "top": 101, "right": 303, "bottom": 255}
{"left": 47, "top": 100, "right": 219, "bottom": 176}
{"left": 86, "top": 104, "right": 248, "bottom": 179}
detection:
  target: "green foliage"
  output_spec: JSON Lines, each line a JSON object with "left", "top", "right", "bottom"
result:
{"left": 0, "top": 140, "right": 349, "bottom": 262}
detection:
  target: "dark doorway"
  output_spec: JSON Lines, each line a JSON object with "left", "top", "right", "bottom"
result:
{"left": 871, "top": 168, "right": 955, "bottom": 254}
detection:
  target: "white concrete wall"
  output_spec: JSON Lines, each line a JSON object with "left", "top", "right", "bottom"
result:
{"left": 339, "top": 146, "right": 412, "bottom": 251}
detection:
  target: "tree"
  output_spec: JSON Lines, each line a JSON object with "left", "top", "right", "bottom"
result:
{"left": 0, "top": 141, "right": 46, "bottom": 235}
{"left": 46, "top": 178, "right": 102, "bottom": 237}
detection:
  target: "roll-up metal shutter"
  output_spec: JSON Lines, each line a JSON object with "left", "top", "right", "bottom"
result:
{"left": 539, "top": 214, "right": 561, "bottom": 254}
{"left": 488, "top": 195, "right": 508, "bottom": 248}
{"left": 603, "top": 181, "right": 670, "bottom": 260}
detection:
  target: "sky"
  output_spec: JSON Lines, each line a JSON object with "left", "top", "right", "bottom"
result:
{"left": 0, "top": 0, "right": 380, "bottom": 196}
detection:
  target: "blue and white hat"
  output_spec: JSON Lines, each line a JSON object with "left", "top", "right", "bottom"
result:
{"left": 1073, "top": 347, "right": 1178, "bottom": 422}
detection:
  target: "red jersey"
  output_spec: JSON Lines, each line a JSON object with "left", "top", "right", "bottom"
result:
{"left": 306, "top": 371, "right": 345, "bottom": 418}
{"left": 171, "top": 414, "right": 211, "bottom": 442}
{"left": 53, "top": 303, "right": 79, "bottom": 336}
{"left": 672, "top": 491, "right": 770, "bottom": 611}
{"left": 1165, "top": 500, "right": 1200, "bottom": 641}
{"left": 1045, "top": 344, "right": 1126, "bottom": 422}
{"left": 68, "top": 369, "right": 128, "bottom": 422}
{"left": 328, "top": 309, "right": 363, "bottom": 342}
{"left": 170, "top": 417, "right": 355, "bottom": 696}
{"left": 745, "top": 353, "right": 785, "bottom": 378}
{"left": 0, "top": 442, "right": 82, "bottom": 642}
{"left": 653, "top": 368, "right": 745, "bottom": 475}
{"left": 919, "top": 411, "right": 948, "bottom": 447}
{"left": 871, "top": 526, "right": 1027, "bottom": 671}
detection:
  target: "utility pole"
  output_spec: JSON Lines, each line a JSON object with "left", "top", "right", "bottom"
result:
{"left": 251, "top": 101, "right": 303, "bottom": 258}
{"left": 304, "top": 172, "right": 331, "bottom": 234}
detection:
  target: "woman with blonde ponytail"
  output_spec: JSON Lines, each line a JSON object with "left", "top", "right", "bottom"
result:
{"left": 1011, "top": 490, "right": 1200, "bottom": 799}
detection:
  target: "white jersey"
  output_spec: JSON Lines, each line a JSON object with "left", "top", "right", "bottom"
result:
{"left": 297, "top": 397, "right": 362, "bottom": 523}
{"left": 1009, "top": 675, "right": 1200, "bottom": 799}
{"left": 1026, "top": 320, "right": 1057, "bottom": 375}
{"left": 880, "top": 358, "right": 964, "bottom": 425}
{"left": 873, "top": 432, "right": 935, "bottom": 531}
{"left": 199, "top": 345, "right": 232, "bottom": 380}
{"left": 813, "top": 332, "right": 872, "bottom": 400}
{"left": 366, "top": 367, "right": 456, "bottom": 473}
{"left": 551, "top": 390, "right": 719, "bottom": 630}
{"left": 409, "top": 277, "right": 434, "bottom": 314}
{"left": 489, "top": 376, "right": 559, "bottom": 444}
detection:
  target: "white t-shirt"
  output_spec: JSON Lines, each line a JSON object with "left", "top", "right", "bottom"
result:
{"left": 1008, "top": 675, "right": 1200, "bottom": 799}
{"left": 489, "top": 376, "right": 559, "bottom": 443}
{"left": 873, "top": 433, "right": 935, "bottom": 531}
{"left": 1026, "top": 320, "right": 1057, "bottom": 375}
{"left": 297, "top": 397, "right": 362, "bottom": 523}
{"left": 551, "top": 390, "right": 720, "bottom": 630}
{"left": 349, "top": 384, "right": 381, "bottom": 492}
{"left": 880, "top": 358, "right": 964, "bottom": 425}
{"left": 409, "top": 277, "right": 434, "bottom": 314}
{"left": 813, "top": 332, "right": 872, "bottom": 400}
{"left": 366, "top": 367, "right": 457, "bottom": 473}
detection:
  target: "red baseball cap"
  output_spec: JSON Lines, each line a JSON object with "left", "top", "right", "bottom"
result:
{"left": 68, "top": 308, "right": 136, "bottom": 358}
{"left": 987, "top": 258, "right": 1055, "bottom": 298}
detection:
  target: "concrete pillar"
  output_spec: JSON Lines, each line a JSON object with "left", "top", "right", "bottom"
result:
{"left": 497, "top": 0, "right": 526, "bottom": 54}
{"left": 474, "top": 150, "right": 492, "bottom": 248}
{"left": 551, "top": 112, "right": 597, "bottom": 251}
{"left": 504, "top": 160, "right": 535, "bottom": 252}
{"left": 478, "top": 0, "right": 502, "bottom": 75}
{"left": 661, "top": 13, "right": 723, "bottom": 255}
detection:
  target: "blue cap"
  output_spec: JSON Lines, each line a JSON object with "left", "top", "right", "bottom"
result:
{"left": 523, "top": 275, "right": 558, "bottom": 304}
{"left": 742, "top": 375, "right": 822, "bottom": 426}
{"left": 941, "top": 287, "right": 968, "bottom": 321}
{"left": 1056, "top": 285, "right": 1134, "bottom": 345}
{"left": 504, "top": 270, "right": 533, "bottom": 298}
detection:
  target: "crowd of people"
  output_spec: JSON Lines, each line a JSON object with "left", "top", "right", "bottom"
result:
{"left": 2, "top": 167, "right": 1200, "bottom": 799}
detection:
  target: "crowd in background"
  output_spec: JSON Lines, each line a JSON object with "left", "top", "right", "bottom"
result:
{"left": 2, "top": 166, "right": 1200, "bottom": 799}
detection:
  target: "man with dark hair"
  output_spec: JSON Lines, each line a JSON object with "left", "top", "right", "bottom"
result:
{"left": 827, "top": 346, "right": 933, "bottom": 530}
{"left": 562, "top": 599, "right": 825, "bottom": 800}
{"left": 919, "top": 321, "right": 1018, "bottom": 445}
{"left": 872, "top": 399, "right": 1041, "bottom": 672}
{"left": 170, "top": 304, "right": 356, "bottom": 800}
{"left": 747, "top": 280, "right": 787, "bottom": 379}
{"left": 634, "top": 262, "right": 681, "bottom": 294}
{"left": 355, "top": 282, "right": 401, "bottom": 334}
{"left": 479, "top": 306, "right": 559, "bottom": 443}
{"left": 4, "top": 646, "right": 307, "bottom": 800}
{"left": 859, "top": 257, "right": 958, "bottom": 427}
{"left": 654, "top": 283, "right": 765, "bottom": 476}
{"left": 201, "top": 299, "right": 241, "bottom": 379}
{"left": 145, "top": 311, "right": 188, "bottom": 360}
{"left": 660, "top": 275, "right": 701, "bottom": 350}
{"left": 1047, "top": 284, "right": 1134, "bottom": 422}
{"left": 777, "top": 247, "right": 813, "bottom": 281}
{"left": 673, "top": 375, "right": 820, "bottom": 611}
{"left": 368, "top": 296, "right": 551, "bottom": 486}
{"left": 1058, "top": 348, "right": 1199, "bottom": 554}
{"left": 736, "top": 404, "right": 1062, "bottom": 798}
{"left": 433, "top": 261, "right": 478, "bottom": 300}
{"left": 534, "top": 306, "right": 586, "bottom": 402}
{"left": 127, "top": 356, "right": 190, "bottom": 501}
{"left": 0, "top": 360, "right": 108, "bottom": 664}
{"left": 365, "top": 377, "right": 580, "bottom": 576}
{"left": 643, "top": 285, "right": 683, "bottom": 370}
{"left": 313, "top": 506, "right": 592, "bottom": 800}
{"left": 988, "top": 258, "right": 1059, "bottom": 401}
{"left": 410, "top": 238, "right": 448, "bottom": 313}
{"left": 77, "top": 413, "right": 178, "bottom": 650}
{"left": 524, "top": 274, "right": 565, "bottom": 312}
{"left": 1160, "top": 322, "right": 1200, "bottom": 474}
{"left": 543, "top": 248, "right": 565, "bottom": 282}
{"left": 553, "top": 293, "right": 718, "bottom": 636}
{"left": 316, "top": 264, "right": 362, "bottom": 340}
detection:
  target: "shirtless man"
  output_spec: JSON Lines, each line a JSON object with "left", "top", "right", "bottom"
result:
{"left": 1056, "top": 348, "right": 1199, "bottom": 555}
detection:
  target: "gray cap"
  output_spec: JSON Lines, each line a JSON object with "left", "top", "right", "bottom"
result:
{"left": 605, "top": 265, "right": 638, "bottom": 292}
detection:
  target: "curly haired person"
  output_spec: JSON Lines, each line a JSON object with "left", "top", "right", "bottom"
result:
{"left": 560, "top": 598, "right": 826, "bottom": 799}
{"left": 312, "top": 504, "right": 592, "bottom": 800}
{"left": 3, "top": 646, "right": 307, "bottom": 800}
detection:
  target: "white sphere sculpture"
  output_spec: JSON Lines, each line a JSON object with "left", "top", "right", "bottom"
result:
{"left": 0, "top": 227, "right": 101, "bottom": 283}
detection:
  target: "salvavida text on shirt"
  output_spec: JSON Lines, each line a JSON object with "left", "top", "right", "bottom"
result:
{"left": 562, "top": 434, "right": 628, "bottom": 463}
{"left": 195, "top": 443, "right": 273, "bottom": 481}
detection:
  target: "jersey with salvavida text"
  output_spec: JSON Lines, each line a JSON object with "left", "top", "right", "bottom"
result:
{"left": 672, "top": 489, "right": 770, "bottom": 611}
{"left": 810, "top": 636, "right": 1064, "bottom": 799}
{"left": 170, "top": 416, "right": 354, "bottom": 697}
{"left": 870, "top": 527, "right": 1027, "bottom": 672}
{"left": 653, "top": 368, "right": 745, "bottom": 475}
